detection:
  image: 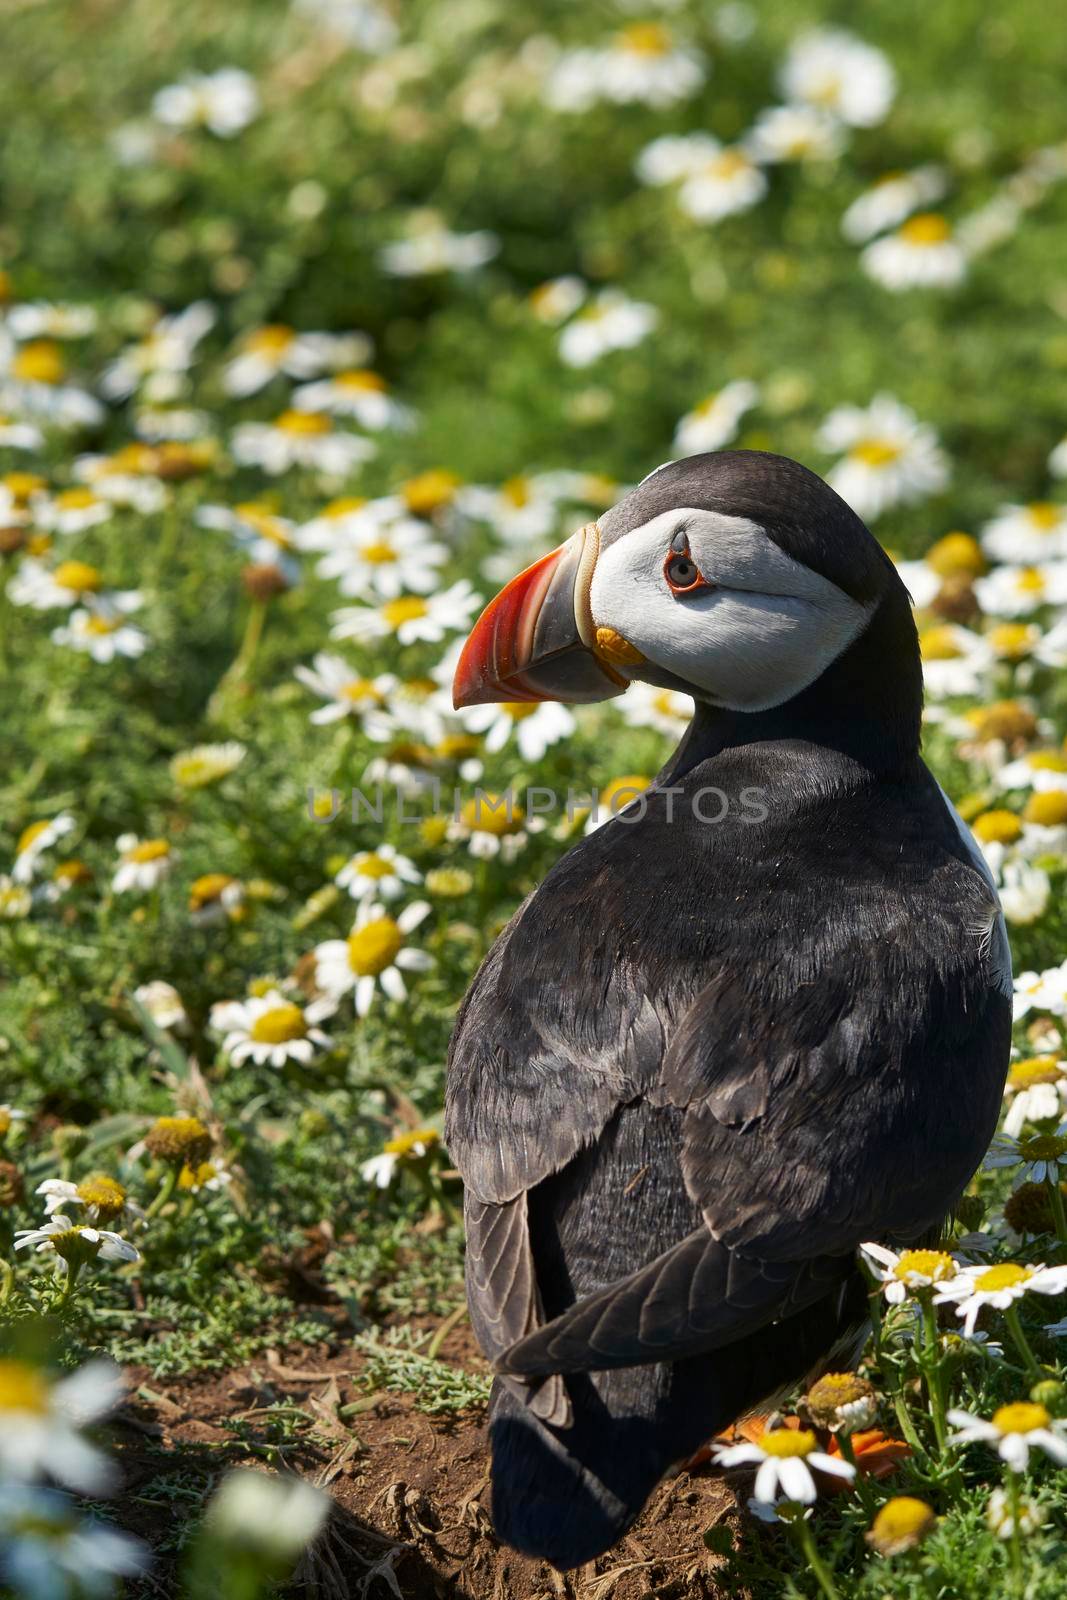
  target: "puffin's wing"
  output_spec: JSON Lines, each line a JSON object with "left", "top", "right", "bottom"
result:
{"left": 497, "top": 904, "right": 1010, "bottom": 1379}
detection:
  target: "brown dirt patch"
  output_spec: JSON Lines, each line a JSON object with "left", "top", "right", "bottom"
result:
{"left": 110, "top": 1318, "right": 739, "bottom": 1599}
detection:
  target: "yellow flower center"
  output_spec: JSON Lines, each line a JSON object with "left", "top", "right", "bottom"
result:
{"left": 76, "top": 1175, "right": 126, "bottom": 1218}
{"left": 989, "top": 622, "right": 1035, "bottom": 658}
{"left": 1024, "top": 792, "right": 1067, "bottom": 827}
{"left": 759, "top": 1427, "right": 817, "bottom": 1459}
{"left": 501, "top": 476, "right": 531, "bottom": 508}
{"left": 708, "top": 149, "right": 751, "bottom": 180}
{"left": 54, "top": 860, "right": 91, "bottom": 887}
{"left": 12, "top": 341, "right": 64, "bottom": 384}
{"left": 53, "top": 560, "right": 101, "bottom": 593}
{"left": 893, "top": 1248, "right": 957, "bottom": 1283}
{"left": 1013, "top": 567, "right": 1046, "bottom": 594}
{"left": 868, "top": 1497, "right": 937, "bottom": 1552}
{"left": 926, "top": 532, "right": 985, "bottom": 578}
{"left": 1029, "top": 749, "right": 1067, "bottom": 772}
{"left": 919, "top": 625, "right": 966, "bottom": 662}
{"left": 84, "top": 615, "right": 117, "bottom": 636}
{"left": 900, "top": 212, "right": 952, "bottom": 246}
{"left": 383, "top": 1127, "right": 439, "bottom": 1157}
{"left": 347, "top": 918, "right": 405, "bottom": 976}
{"left": 382, "top": 596, "right": 429, "bottom": 628}
{"left": 351, "top": 853, "right": 392, "bottom": 879}
{"left": 402, "top": 470, "right": 460, "bottom": 515}
{"left": 1018, "top": 1132, "right": 1067, "bottom": 1160}
{"left": 336, "top": 369, "right": 386, "bottom": 393}
{"left": 501, "top": 701, "right": 540, "bottom": 720}
{"left": 1009, "top": 1057, "right": 1063, "bottom": 1090}
{"left": 277, "top": 409, "right": 331, "bottom": 436}
{"left": 602, "top": 775, "right": 651, "bottom": 813}
{"left": 321, "top": 495, "right": 367, "bottom": 519}
{"left": 189, "top": 873, "right": 236, "bottom": 909}
{"left": 4, "top": 472, "right": 43, "bottom": 500}
{"left": 993, "top": 1402, "right": 1049, "bottom": 1435}
{"left": 971, "top": 809, "right": 1023, "bottom": 845}
{"left": 126, "top": 839, "right": 170, "bottom": 864}
{"left": 249, "top": 1002, "right": 308, "bottom": 1044}
{"left": 340, "top": 677, "right": 383, "bottom": 703}
{"left": 460, "top": 794, "right": 524, "bottom": 835}
{"left": 54, "top": 488, "right": 99, "bottom": 511}
{"left": 851, "top": 439, "right": 903, "bottom": 468}
{"left": 0, "top": 1359, "right": 50, "bottom": 1415}
{"left": 434, "top": 732, "right": 480, "bottom": 760}
{"left": 1027, "top": 502, "right": 1062, "bottom": 531}
{"left": 234, "top": 503, "right": 291, "bottom": 545}
{"left": 360, "top": 540, "right": 398, "bottom": 564}
{"left": 178, "top": 1160, "right": 216, "bottom": 1191}
{"left": 16, "top": 820, "right": 51, "bottom": 853}
{"left": 618, "top": 21, "right": 671, "bottom": 54}
{"left": 974, "top": 1263, "right": 1033, "bottom": 1292}
{"left": 245, "top": 325, "right": 294, "bottom": 355}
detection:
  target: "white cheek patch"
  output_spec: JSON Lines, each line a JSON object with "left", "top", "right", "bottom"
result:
{"left": 589, "top": 507, "right": 874, "bottom": 711}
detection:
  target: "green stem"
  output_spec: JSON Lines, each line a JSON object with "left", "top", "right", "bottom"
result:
{"left": 57, "top": 1259, "right": 82, "bottom": 1313}
{"left": 791, "top": 1516, "right": 841, "bottom": 1600}
{"left": 208, "top": 597, "right": 268, "bottom": 719}
{"left": 892, "top": 1387, "right": 929, "bottom": 1462}
{"left": 0, "top": 1258, "right": 14, "bottom": 1306}
{"left": 145, "top": 1165, "right": 179, "bottom": 1219}
{"left": 1004, "top": 1303, "right": 1042, "bottom": 1383}
{"left": 1047, "top": 1179, "right": 1067, "bottom": 1249}
{"left": 920, "top": 1293, "right": 949, "bottom": 1453}
{"left": 1006, "top": 1469, "right": 1025, "bottom": 1599}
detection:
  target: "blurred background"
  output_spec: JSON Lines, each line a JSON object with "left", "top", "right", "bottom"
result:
{"left": 4, "top": 0, "right": 1067, "bottom": 527}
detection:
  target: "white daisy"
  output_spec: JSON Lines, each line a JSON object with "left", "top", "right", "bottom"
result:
{"left": 291, "top": 369, "right": 412, "bottom": 430}
{"left": 151, "top": 68, "right": 260, "bottom": 137}
{"left": 841, "top": 166, "right": 949, "bottom": 244}
{"left": 745, "top": 104, "right": 845, "bottom": 164}
{"left": 818, "top": 395, "right": 949, "bottom": 520}
{"left": 170, "top": 742, "right": 247, "bottom": 788}
{"left": 331, "top": 580, "right": 481, "bottom": 646}
{"left": 458, "top": 475, "right": 566, "bottom": 547}
{"left": 6, "top": 302, "right": 97, "bottom": 340}
{"left": 678, "top": 147, "right": 768, "bottom": 224}
{"left": 976, "top": 563, "right": 1067, "bottom": 616}
{"left": 12, "top": 815, "right": 75, "bottom": 884}
{"left": 112, "top": 835, "right": 174, "bottom": 893}
{"left": 862, "top": 214, "right": 968, "bottom": 291}
{"left": 221, "top": 326, "right": 371, "bottom": 398}
{"left": 0, "top": 334, "right": 104, "bottom": 428}
{"left": 178, "top": 1156, "right": 233, "bottom": 1194}
{"left": 545, "top": 24, "right": 705, "bottom": 112}
{"left": 917, "top": 624, "right": 995, "bottom": 699}
{"left": 34, "top": 485, "right": 114, "bottom": 535}
{"left": 0, "top": 415, "right": 44, "bottom": 450}
{"left": 360, "top": 1128, "right": 439, "bottom": 1188}
{"left": 861, "top": 1241, "right": 962, "bottom": 1303}
{"left": 948, "top": 1401, "right": 1067, "bottom": 1470}
{"left": 528, "top": 276, "right": 587, "bottom": 325}
{"left": 779, "top": 28, "right": 895, "bottom": 128}
{"left": 986, "top": 1484, "right": 1045, "bottom": 1540}
{"left": 292, "top": 653, "right": 397, "bottom": 728}
{"left": 132, "top": 980, "right": 188, "bottom": 1032}
{"left": 0, "top": 1484, "right": 147, "bottom": 1591}
{"left": 14, "top": 1215, "right": 141, "bottom": 1272}
{"left": 7, "top": 558, "right": 131, "bottom": 611}
{"left": 220, "top": 990, "right": 336, "bottom": 1068}
{"left": 1049, "top": 435, "right": 1067, "bottom": 477}
{"left": 1013, "top": 961, "right": 1067, "bottom": 1020}
{"left": 1002, "top": 1058, "right": 1067, "bottom": 1137}
{"left": 0, "top": 878, "right": 32, "bottom": 920}
{"left": 999, "top": 860, "right": 1051, "bottom": 926}
{"left": 231, "top": 411, "right": 375, "bottom": 476}
{"left": 52, "top": 604, "right": 149, "bottom": 663}
{"left": 673, "top": 380, "right": 759, "bottom": 454}
{"left": 310, "top": 511, "right": 448, "bottom": 598}
{"left": 335, "top": 845, "right": 422, "bottom": 902}
{"left": 448, "top": 791, "right": 532, "bottom": 860}
{"left": 99, "top": 301, "right": 216, "bottom": 400}
{"left": 998, "top": 751, "right": 1067, "bottom": 793}
{"left": 981, "top": 502, "right": 1067, "bottom": 564}
{"left": 619, "top": 680, "right": 693, "bottom": 738}
{"left": 713, "top": 1424, "right": 854, "bottom": 1507}
{"left": 292, "top": 0, "right": 399, "bottom": 53}
{"left": 635, "top": 132, "right": 722, "bottom": 187}
{"left": 188, "top": 873, "right": 246, "bottom": 927}
{"left": 937, "top": 1261, "right": 1067, "bottom": 1336}
{"left": 583, "top": 774, "right": 653, "bottom": 834}
{"left": 35, "top": 1176, "right": 144, "bottom": 1228}
{"left": 459, "top": 699, "right": 575, "bottom": 762}
{"left": 379, "top": 220, "right": 499, "bottom": 277}
{"left": 0, "top": 1357, "right": 125, "bottom": 1492}
{"left": 313, "top": 900, "right": 434, "bottom": 1016}
{"left": 987, "top": 1123, "right": 1067, "bottom": 1186}
{"left": 558, "top": 291, "right": 658, "bottom": 368}
{"left": 196, "top": 502, "right": 299, "bottom": 566}
{"left": 203, "top": 1468, "right": 329, "bottom": 1562}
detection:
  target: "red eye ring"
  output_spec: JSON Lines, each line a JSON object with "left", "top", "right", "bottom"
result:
{"left": 663, "top": 547, "right": 710, "bottom": 595}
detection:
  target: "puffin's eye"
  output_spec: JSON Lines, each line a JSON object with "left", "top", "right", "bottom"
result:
{"left": 663, "top": 536, "right": 709, "bottom": 596}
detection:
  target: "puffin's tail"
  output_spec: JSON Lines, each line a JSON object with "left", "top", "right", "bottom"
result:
{"left": 487, "top": 1274, "right": 870, "bottom": 1569}
{"left": 489, "top": 1372, "right": 667, "bottom": 1569}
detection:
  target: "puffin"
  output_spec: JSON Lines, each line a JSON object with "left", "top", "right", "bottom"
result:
{"left": 445, "top": 451, "right": 1012, "bottom": 1569}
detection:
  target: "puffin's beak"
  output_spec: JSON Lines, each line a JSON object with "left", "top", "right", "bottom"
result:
{"left": 452, "top": 523, "right": 628, "bottom": 707}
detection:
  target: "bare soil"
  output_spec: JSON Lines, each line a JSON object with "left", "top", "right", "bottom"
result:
{"left": 111, "top": 1316, "right": 739, "bottom": 1600}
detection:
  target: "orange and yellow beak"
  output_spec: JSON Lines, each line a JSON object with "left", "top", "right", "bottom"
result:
{"left": 452, "top": 523, "right": 629, "bottom": 708}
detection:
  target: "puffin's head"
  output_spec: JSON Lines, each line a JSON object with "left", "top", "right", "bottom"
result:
{"left": 453, "top": 450, "right": 918, "bottom": 729}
